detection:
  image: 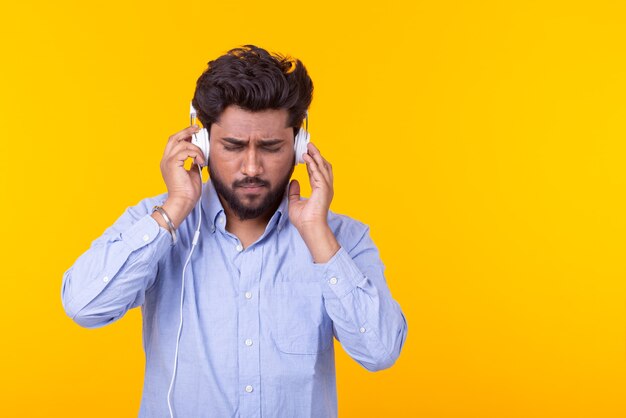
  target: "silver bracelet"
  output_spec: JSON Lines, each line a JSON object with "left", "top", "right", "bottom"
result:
{"left": 152, "top": 205, "right": 177, "bottom": 245}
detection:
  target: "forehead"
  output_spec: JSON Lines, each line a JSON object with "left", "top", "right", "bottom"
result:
{"left": 214, "top": 105, "right": 291, "bottom": 138}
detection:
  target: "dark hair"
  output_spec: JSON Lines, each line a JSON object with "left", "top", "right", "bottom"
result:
{"left": 192, "top": 44, "right": 313, "bottom": 139}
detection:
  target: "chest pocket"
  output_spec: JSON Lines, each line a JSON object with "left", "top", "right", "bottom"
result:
{"left": 269, "top": 272, "right": 333, "bottom": 355}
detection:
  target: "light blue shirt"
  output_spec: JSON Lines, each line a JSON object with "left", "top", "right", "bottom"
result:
{"left": 61, "top": 180, "right": 408, "bottom": 417}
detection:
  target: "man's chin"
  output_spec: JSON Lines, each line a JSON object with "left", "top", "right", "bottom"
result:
{"left": 233, "top": 186, "right": 270, "bottom": 210}
{"left": 235, "top": 187, "right": 270, "bottom": 207}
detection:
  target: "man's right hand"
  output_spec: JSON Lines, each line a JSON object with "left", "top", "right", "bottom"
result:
{"left": 152, "top": 125, "right": 206, "bottom": 230}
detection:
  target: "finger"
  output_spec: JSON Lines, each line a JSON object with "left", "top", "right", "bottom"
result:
{"left": 165, "top": 125, "right": 200, "bottom": 154}
{"left": 310, "top": 143, "right": 334, "bottom": 184}
{"left": 172, "top": 124, "right": 200, "bottom": 142}
{"left": 172, "top": 147, "right": 205, "bottom": 168}
{"left": 170, "top": 138, "right": 204, "bottom": 156}
{"left": 169, "top": 146, "right": 205, "bottom": 169}
{"left": 306, "top": 143, "right": 332, "bottom": 184}
{"left": 303, "top": 153, "right": 315, "bottom": 180}
{"left": 189, "top": 163, "right": 202, "bottom": 184}
{"left": 288, "top": 179, "right": 301, "bottom": 206}
{"left": 303, "top": 151, "right": 325, "bottom": 183}
{"left": 169, "top": 140, "right": 206, "bottom": 167}
{"left": 303, "top": 152, "right": 327, "bottom": 187}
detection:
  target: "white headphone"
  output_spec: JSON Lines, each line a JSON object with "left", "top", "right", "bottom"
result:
{"left": 190, "top": 102, "right": 310, "bottom": 166}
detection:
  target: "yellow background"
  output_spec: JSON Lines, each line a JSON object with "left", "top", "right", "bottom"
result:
{"left": 1, "top": 0, "right": 625, "bottom": 416}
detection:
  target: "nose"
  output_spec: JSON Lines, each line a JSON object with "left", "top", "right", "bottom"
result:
{"left": 241, "top": 146, "right": 264, "bottom": 177}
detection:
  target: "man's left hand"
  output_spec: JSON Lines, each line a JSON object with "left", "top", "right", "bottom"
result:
{"left": 288, "top": 142, "right": 341, "bottom": 263}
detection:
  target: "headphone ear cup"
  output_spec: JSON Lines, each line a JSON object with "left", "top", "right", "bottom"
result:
{"left": 192, "top": 128, "right": 210, "bottom": 167}
{"left": 294, "top": 128, "right": 310, "bottom": 165}
{"left": 206, "top": 131, "right": 210, "bottom": 163}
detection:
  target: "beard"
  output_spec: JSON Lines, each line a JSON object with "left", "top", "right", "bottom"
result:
{"left": 209, "top": 161, "right": 294, "bottom": 221}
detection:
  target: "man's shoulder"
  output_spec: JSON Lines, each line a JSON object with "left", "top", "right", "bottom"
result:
{"left": 120, "top": 191, "right": 170, "bottom": 218}
{"left": 325, "top": 208, "right": 370, "bottom": 242}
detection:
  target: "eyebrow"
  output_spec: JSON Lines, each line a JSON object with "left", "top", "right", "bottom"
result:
{"left": 221, "top": 137, "right": 285, "bottom": 146}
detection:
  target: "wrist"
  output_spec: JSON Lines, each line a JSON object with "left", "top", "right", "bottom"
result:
{"left": 300, "top": 224, "right": 341, "bottom": 264}
{"left": 299, "top": 220, "right": 330, "bottom": 236}
{"left": 161, "top": 197, "right": 196, "bottom": 229}
{"left": 151, "top": 205, "right": 178, "bottom": 246}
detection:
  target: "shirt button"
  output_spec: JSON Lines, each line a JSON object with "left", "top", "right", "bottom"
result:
{"left": 236, "top": 244, "right": 243, "bottom": 252}
{"left": 245, "top": 339, "right": 253, "bottom": 346}
{"left": 329, "top": 277, "right": 338, "bottom": 285}
{"left": 245, "top": 385, "right": 253, "bottom": 393}
{"left": 102, "top": 276, "right": 109, "bottom": 283}
{"left": 142, "top": 234, "right": 150, "bottom": 242}
{"left": 245, "top": 292, "right": 252, "bottom": 299}
{"left": 359, "top": 327, "right": 366, "bottom": 333}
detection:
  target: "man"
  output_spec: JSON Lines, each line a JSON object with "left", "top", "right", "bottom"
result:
{"left": 61, "top": 45, "right": 408, "bottom": 418}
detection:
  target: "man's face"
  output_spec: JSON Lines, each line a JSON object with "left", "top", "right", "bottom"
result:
{"left": 208, "top": 105, "right": 295, "bottom": 221}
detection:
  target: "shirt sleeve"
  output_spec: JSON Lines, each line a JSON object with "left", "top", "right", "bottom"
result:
{"left": 313, "top": 222, "right": 408, "bottom": 372}
{"left": 61, "top": 199, "right": 173, "bottom": 329}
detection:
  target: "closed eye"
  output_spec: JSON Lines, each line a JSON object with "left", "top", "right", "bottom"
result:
{"left": 223, "top": 145, "right": 282, "bottom": 152}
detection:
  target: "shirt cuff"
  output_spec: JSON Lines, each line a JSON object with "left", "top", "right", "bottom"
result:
{"left": 121, "top": 213, "right": 171, "bottom": 255}
{"left": 314, "top": 246, "right": 368, "bottom": 299}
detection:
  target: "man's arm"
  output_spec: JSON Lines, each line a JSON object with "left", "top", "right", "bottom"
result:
{"left": 62, "top": 124, "right": 207, "bottom": 328}
{"left": 61, "top": 199, "right": 172, "bottom": 328}
{"left": 287, "top": 141, "right": 408, "bottom": 371}
{"left": 312, "top": 220, "right": 408, "bottom": 372}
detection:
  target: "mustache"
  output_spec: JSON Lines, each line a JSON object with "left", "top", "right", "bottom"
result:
{"left": 234, "top": 177, "right": 269, "bottom": 188}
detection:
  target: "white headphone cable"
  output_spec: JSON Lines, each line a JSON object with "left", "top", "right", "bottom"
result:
{"left": 167, "top": 164, "right": 203, "bottom": 418}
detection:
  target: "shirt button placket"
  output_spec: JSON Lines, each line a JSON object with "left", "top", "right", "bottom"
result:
{"left": 238, "top": 248, "right": 261, "bottom": 416}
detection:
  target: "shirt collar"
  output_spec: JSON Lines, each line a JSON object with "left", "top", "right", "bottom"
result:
{"left": 201, "top": 180, "right": 291, "bottom": 233}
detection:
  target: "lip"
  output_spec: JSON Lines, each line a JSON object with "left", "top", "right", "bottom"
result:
{"left": 239, "top": 185, "right": 266, "bottom": 193}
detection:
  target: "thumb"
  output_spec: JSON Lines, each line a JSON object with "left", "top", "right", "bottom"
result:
{"left": 288, "top": 179, "right": 300, "bottom": 206}
{"left": 190, "top": 163, "right": 202, "bottom": 181}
